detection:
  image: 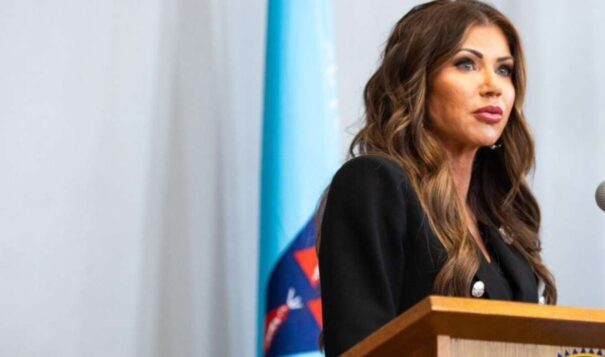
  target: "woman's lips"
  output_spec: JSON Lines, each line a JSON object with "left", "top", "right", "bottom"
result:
{"left": 473, "top": 106, "right": 503, "bottom": 124}
{"left": 473, "top": 111, "right": 503, "bottom": 123}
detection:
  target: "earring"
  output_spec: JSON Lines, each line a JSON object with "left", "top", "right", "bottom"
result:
{"left": 490, "top": 141, "right": 503, "bottom": 150}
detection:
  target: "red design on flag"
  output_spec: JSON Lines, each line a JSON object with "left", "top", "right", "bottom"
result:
{"left": 307, "top": 298, "right": 323, "bottom": 329}
{"left": 294, "top": 247, "right": 320, "bottom": 288}
{"left": 263, "top": 288, "right": 303, "bottom": 353}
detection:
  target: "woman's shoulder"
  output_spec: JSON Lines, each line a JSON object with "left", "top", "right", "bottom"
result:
{"left": 332, "top": 154, "right": 412, "bottom": 189}
{"left": 326, "top": 155, "right": 417, "bottom": 212}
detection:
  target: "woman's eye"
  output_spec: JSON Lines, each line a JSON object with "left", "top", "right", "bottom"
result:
{"left": 454, "top": 59, "right": 476, "bottom": 71}
{"left": 497, "top": 65, "right": 514, "bottom": 77}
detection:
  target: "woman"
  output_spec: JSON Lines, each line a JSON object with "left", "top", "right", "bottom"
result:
{"left": 318, "top": 1, "right": 557, "bottom": 356}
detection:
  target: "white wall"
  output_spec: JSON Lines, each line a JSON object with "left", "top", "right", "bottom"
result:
{"left": 0, "top": 1, "right": 162, "bottom": 355}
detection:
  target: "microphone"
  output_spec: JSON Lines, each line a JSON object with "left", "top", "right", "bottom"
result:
{"left": 596, "top": 181, "right": 605, "bottom": 211}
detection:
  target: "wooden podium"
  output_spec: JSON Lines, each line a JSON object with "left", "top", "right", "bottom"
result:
{"left": 342, "top": 296, "right": 605, "bottom": 357}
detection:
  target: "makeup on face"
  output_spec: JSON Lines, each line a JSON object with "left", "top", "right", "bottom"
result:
{"left": 427, "top": 24, "right": 516, "bottom": 153}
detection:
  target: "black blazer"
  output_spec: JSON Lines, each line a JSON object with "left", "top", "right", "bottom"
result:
{"left": 318, "top": 155, "right": 539, "bottom": 357}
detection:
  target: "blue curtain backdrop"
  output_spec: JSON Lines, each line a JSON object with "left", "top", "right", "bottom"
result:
{"left": 257, "top": 0, "right": 340, "bottom": 356}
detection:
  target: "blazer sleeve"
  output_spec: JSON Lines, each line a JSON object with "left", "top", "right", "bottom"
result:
{"left": 319, "top": 156, "right": 408, "bottom": 357}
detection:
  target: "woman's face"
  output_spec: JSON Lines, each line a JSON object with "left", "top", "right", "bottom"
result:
{"left": 427, "top": 24, "right": 515, "bottom": 153}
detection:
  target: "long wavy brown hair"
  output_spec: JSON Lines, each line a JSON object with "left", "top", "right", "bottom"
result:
{"left": 337, "top": 0, "right": 556, "bottom": 303}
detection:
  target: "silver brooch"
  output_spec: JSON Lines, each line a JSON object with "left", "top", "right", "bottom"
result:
{"left": 498, "top": 226, "right": 514, "bottom": 245}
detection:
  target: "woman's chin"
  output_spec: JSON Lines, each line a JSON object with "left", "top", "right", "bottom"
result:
{"left": 474, "top": 134, "right": 503, "bottom": 148}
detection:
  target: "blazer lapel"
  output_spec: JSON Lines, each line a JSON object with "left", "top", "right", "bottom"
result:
{"left": 483, "top": 225, "right": 538, "bottom": 302}
{"left": 474, "top": 254, "right": 512, "bottom": 300}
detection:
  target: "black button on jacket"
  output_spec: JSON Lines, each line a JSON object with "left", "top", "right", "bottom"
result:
{"left": 318, "top": 155, "right": 538, "bottom": 357}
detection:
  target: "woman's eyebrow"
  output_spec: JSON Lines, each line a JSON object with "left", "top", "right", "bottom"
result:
{"left": 458, "top": 48, "right": 514, "bottom": 62}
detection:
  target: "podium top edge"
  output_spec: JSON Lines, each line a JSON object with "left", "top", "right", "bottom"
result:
{"left": 425, "top": 295, "right": 605, "bottom": 323}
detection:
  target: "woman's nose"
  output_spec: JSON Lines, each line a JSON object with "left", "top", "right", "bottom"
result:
{"left": 479, "top": 70, "right": 502, "bottom": 97}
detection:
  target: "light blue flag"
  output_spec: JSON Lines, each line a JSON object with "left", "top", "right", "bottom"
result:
{"left": 258, "top": 0, "right": 340, "bottom": 356}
